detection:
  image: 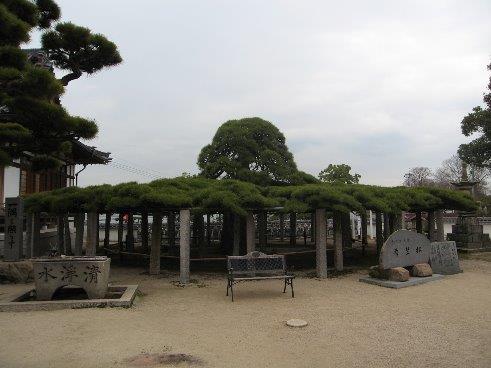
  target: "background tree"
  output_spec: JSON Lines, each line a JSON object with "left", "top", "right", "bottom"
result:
{"left": 197, "top": 117, "right": 312, "bottom": 185}
{"left": 458, "top": 61, "right": 491, "bottom": 169}
{"left": 0, "top": 0, "right": 121, "bottom": 169}
{"left": 318, "top": 164, "right": 360, "bottom": 184}
{"left": 434, "top": 154, "right": 489, "bottom": 196}
{"left": 403, "top": 167, "right": 433, "bottom": 187}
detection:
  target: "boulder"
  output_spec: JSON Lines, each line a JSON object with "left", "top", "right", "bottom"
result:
{"left": 0, "top": 261, "right": 34, "bottom": 283}
{"left": 388, "top": 267, "right": 409, "bottom": 282}
{"left": 369, "top": 265, "right": 389, "bottom": 279}
{"left": 411, "top": 263, "right": 433, "bottom": 277}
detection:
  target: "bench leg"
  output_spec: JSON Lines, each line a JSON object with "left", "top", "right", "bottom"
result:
{"left": 231, "top": 282, "right": 234, "bottom": 302}
{"left": 290, "top": 278, "right": 294, "bottom": 298}
{"left": 226, "top": 280, "right": 229, "bottom": 296}
{"left": 283, "top": 278, "right": 287, "bottom": 293}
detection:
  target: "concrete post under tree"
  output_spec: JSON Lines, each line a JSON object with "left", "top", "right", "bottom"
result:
{"left": 369, "top": 210, "right": 374, "bottom": 239}
{"left": 179, "top": 209, "right": 191, "bottom": 284}
{"left": 436, "top": 210, "right": 445, "bottom": 241}
{"left": 149, "top": 212, "right": 162, "bottom": 275}
{"left": 315, "top": 208, "right": 327, "bottom": 278}
{"left": 428, "top": 211, "right": 436, "bottom": 241}
{"left": 375, "top": 212, "right": 383, "bottom": 256}
{"left": 246, "top": 212, "right": 256, "bottom": 253}
{"left": 233, "top": 214, "right": 240, "bottom": 255}
{"left": 333, "top": 212, "right": 344, "bottom": 271}
{"left": 86, "top": 212, "right": 98, "bottom": 256}
{"left": 415, "top": 212, "right": 423, "bottom": 234}
{"left": 74, "top": 213, "right": 84, "bottom": 256}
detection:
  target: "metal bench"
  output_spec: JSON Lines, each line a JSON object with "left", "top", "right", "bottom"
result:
{"left": 226, "top": 251, "right": 294, "bottom": 301}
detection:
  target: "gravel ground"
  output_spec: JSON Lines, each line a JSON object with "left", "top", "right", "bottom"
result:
{"left": 0, "top": 258, "right": 490, "bottom": 368}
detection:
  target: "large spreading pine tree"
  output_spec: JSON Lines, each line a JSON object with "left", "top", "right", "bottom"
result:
{"left": 0, "top": 0, "right": 121, "bottom": 170}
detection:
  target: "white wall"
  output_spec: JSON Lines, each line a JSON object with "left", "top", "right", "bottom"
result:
{"left": 4, "top": 166, "right": 20, "bottom": 201}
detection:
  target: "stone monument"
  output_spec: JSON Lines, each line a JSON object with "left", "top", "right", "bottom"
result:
{"left": 430, "top": 241, "right": 461, "bottom": 275}
{"left": 379, "top": 230, "right": 431, "bottom": 269}
{"left": 4, "top": 197, "right": 24, "bottom": 261}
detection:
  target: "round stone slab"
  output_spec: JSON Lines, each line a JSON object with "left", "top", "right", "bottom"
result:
{"left": 286, "top": 319, "right": 308, "bottom": 328}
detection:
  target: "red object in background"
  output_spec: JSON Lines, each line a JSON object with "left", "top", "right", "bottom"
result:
{"left": 123, "top": 213, "right": 129, "bottom": 223}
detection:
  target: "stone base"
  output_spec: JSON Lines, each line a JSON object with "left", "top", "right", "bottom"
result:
{"left": 359, "top": 274, "right": 444, "bottom": 289}
{"left": 0, "top": 260, "right": 33, "bottom": 283}
{"left": 0, "top": 284, "right": 138, "bottom": 312}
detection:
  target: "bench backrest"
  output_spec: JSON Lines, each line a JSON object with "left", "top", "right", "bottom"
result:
{"left": 227, "top": 251, "right": 286, "bottom": 276}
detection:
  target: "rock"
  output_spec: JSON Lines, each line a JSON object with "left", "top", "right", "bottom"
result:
{"left": 369, "top": 265, "right": 389, "bottom": 279}
{"left": 388, "top": 267, "right": 409, "bottom": 282}
{"left": 411, "top": 263, "right": 433, "bottom": 277}
{"left": 0, "top": 261, "right": 34, "bottom": 283}
{"left": 379, "top": 230, "right": 431, "bottom": 269}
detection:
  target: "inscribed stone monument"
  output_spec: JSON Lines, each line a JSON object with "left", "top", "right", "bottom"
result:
{"left": 379, "top": 230, "right": 430, "bottom": 269}
{"left": 430, "top": 241, "right": 461, "bottom": 275}
{"left": 4, "top": 197, "right": 24, "bottom": 261}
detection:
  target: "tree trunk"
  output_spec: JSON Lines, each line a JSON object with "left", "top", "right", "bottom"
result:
{"left": 428, "top": 211, "right": 436, "bottom": 241}
{"left": 141, "top": 212, "right": 149, "bottom": 253}
{"left": 246, "top": 212, "right": 256, "bottom": 253}
{"left": 258, "top": 211, "right": 267, "bottom": 248}
{"left": 233, "top": 214, "right": 240, "bottom": 255}
{"left": 117, "top": 213, "right": 124, "bottom": 251}
{"left": 361, "top": 211, "right": 368, "bottom": 256}
{"left": 315, "top": 209, "right": 327, "bottom": 278}
{"left": 104, "top": 213, "right": 111, "bottom": 248}
{"left": 333, "top": 212, "right": 343, "bottom": 271}
{"left": 126, "top": 213, "right": 134, "bottom": 251}
{"left": 436, "top": 210, "right": 445, "bottom": 241}
{"left": 179, "top": 209, "right": 191, "bottom": 284}
{"left": 289, "top": 213, "right": 297, "bottom": 246}
{"left": 168, "top": 211, "right": 176, "bottom": 247}
{"left": 341, "top": 212, "right": 352, "bottom": 249}
{"left": 383, "top": 213, "right": 390, "bottom": 240}
{"left": 375, "top": 212, "right": 383, "bottom": 256}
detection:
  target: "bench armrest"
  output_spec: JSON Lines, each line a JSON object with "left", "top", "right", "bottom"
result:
{"left": 227, "top": 268, "right": 234, "bottom": 279}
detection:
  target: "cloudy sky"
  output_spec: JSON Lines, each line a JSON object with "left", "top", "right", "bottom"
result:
{"left": 28, "top": 0, "right": 491, "bottom": 186}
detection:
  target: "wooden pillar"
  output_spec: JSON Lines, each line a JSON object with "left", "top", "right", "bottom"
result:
{"left": 246, "top": 212, "right": 255, "bottom": 253}
{"left": 375, "top": 212, "right": 383, "bottom": 256}
{"left": 436, "top": 210, "right": 445, "bottom": 241}
{"left": 141, "top": 212, "right": 149, "bottom": 253}
{"left": 57, "top": 215, "right": 64, "bottom": 254}
{"left": 289, "top": 213, "right": 296, "bottom": 246}
{"left": 361, "top": 211, "right": 368, "bottom": 256}
{"left": 104, "top": 213, "right": 111, "bottom": 248}
{"left": 117, "top": 213, "right": 124, "bottom": 251}
{"left": 415, "top": 211, "right": 423, "bottom": 234}
{"left": 126, "top": 213, "right": 134, "bottom": 251}
{"left": 279, "top": 213, "right": 285, "bottom": 242}
{"left": 86, "top": 212, "right": 98, "bottom": 256}
{"left": 315, "top": 208, "right": 327, "bottom": 278}
{"left": 179, "top": 209, "right": 191, "bottom": 284}
{"left": 333, "top": 212, "right": 343, "bottom": 271}
{"left": 428, "top": 211, "right": 436, "bottom": 241}
{"left": 74, "top": 213, "right": 84, "bottom": 256}
{"left": 149, "top": 212, "right": 162, "bottom": 275}
{"left": 64, "top": 215, "right": 72, "bottom": 255}
{"left": 233, "top": 214, "right": 240, "bottom": 255}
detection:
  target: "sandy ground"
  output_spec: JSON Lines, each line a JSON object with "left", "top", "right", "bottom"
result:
{"left": 0, "top": 258, "right": 490, "bottom": 368}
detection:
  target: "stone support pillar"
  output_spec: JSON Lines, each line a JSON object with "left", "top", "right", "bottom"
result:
{"left": 179, "top": 209, "right": 191, "bottom": 284}
{"left": 246, "top": 212, "right": 256, "bottom": 253}
{"left": 369, "top": 210, "right": 374, "bottom": 239}
{"left": 428, "top": 211, "right": 436, "bottom": 241}
{"left": 333, "top": 212, "right": 343, "bottom": 271}
{"left": 436, "top": 210, "right": 445, "bottom": 241}
{"left": 74, "top": 213, "right": 84, "bottom": 256}
{"left": 315, "top": 208, "right": 327, "bottom": 278}
{"left": 416, "top": 212, "right": 423, "bottom": 234}
{"left": 149, "top": 213, "right": 162, "bottom": 275}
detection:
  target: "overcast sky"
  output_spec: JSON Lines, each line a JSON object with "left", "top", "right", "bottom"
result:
{"left": 28, "top": 0, "right": 491, "bottom": 187}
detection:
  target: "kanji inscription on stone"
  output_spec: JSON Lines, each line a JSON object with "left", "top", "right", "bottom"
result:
{"left": 4, "top": 197, "right": 24, "bottom": 261}
{"left": 430, "top": 241, "right": 461, "bottom": 275}
{"left": 379, "top": 230, "right": 431, "bottom": 269}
